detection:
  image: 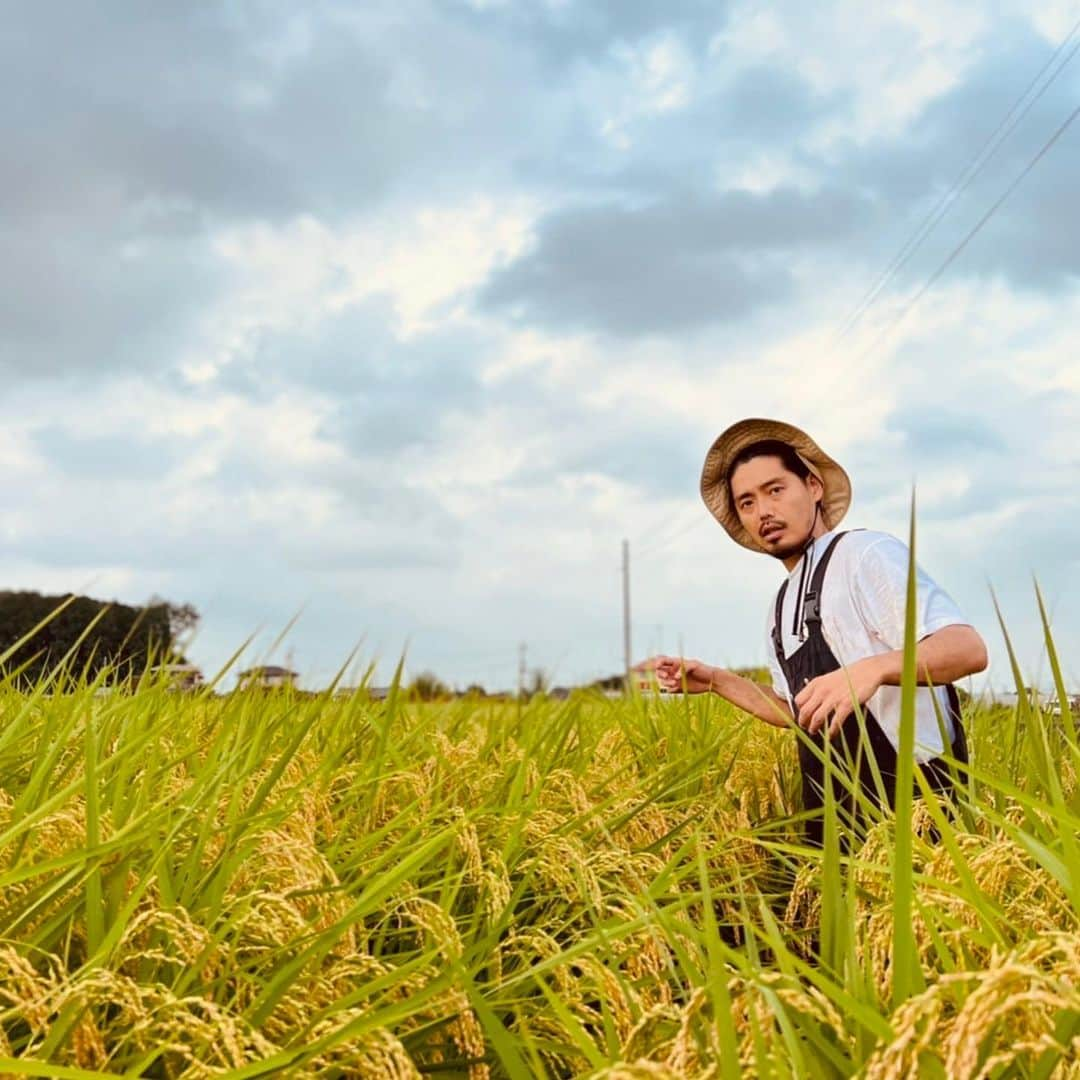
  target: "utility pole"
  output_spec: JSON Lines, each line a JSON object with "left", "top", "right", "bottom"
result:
{"left": 517, "top": 641, "right": 527, "bottom": 699}
{"left": 622, "top": 539, "right": 632, "bottom": 683}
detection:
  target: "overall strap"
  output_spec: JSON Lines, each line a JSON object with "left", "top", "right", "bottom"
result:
{"left": 771, "top": 579, "right": 789, "bottom": 658}
{"left": 771, "top": 529, "right": 863, "bottom": 657}
{"left": 802, "top": 530, "right": 854, "bottom": 627}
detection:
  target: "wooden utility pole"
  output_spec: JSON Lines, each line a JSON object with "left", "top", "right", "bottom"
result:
{"left": 517, "top": 641, "right": 527, "bottom": 699}
{"left": 622, "top": 539, "right": 632, "bottom": 682}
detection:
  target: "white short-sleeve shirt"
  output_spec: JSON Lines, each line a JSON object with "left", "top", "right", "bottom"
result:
{"left": 765, "top": 529, "right": 972, "bottom": 762}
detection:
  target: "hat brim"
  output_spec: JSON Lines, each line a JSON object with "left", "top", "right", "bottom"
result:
{"left": 700, "top": 418, "right": 852, "bottom": 552}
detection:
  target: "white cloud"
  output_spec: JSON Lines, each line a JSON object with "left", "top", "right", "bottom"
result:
{"left": 1023, "top": 2, "right": 1079, "bottom": 43}
{"left": 7, "top": 1, "right": 1080, "bottom": 695}
{"left": 203, "top": 198, "right": 536, "bottom": 379}
{"left": 593, "top": 32, "right": 696, "bottom": 147}
{"left": 715, "top": 0, "right": 988, "bottom": 144}
{"left": 722, "top": 151, "right": 818, "bottom": 195}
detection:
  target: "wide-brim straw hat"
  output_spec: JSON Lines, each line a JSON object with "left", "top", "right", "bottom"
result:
{"left": 700, "top": 418, "right": 852, "bottom": 552}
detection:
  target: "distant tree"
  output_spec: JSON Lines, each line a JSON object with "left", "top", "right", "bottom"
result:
{"left": 526, "top": 668, "right": 550, "bottom": 699}
{"left": 589, "top": 673, "right": 626, "bottom": 693}
{"left": 407, "top": 671, "right": 450, "bottom": 702}
{"left": 463, "top": 683, "right": 487, "bottom": 698}
{"left": 732, "top": 666, "right": 771, "bottom": 686}
{"left": 0, "top": 591, "right": 197, "bottom": 688}
{"left": 149, "top": 596, "right": 200, "bottom": 646}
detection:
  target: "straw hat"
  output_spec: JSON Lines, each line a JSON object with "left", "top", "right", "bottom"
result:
{"left": 700, "top": 418, "right": 851, "bottom": 552}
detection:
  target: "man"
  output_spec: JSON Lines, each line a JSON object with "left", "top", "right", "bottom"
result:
{"left": 649, "top": 418, "right": 988, "bottom": 846}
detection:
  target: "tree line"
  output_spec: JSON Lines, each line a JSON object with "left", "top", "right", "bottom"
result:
{"left": 0, "top": 590, "right": 197, "bottom": 688}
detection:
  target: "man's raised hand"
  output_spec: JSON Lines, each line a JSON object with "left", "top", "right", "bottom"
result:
{"left": 634, "top": 656, "right": 717, "bottom": 694}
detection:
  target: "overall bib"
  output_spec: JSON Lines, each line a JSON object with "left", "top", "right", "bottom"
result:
{"left": 771, "top": 532, "right": 969, "bottom": 848}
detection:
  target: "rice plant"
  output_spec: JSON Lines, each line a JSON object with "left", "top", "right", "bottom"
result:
{"left": 0, "top": 573, "right": 1077, "bottom": 1076}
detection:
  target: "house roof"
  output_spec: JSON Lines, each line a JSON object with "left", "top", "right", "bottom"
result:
{"left": 238, "top": 666, "right": 298, "bottom": 677}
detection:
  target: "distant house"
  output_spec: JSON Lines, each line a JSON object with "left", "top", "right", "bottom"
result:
{"left": 989, "top": 689, "right": 1041, "bottom": 709}
{"left": 237, "top": 666, "right": 298, "bottom": 691}
{"left": 144, "top": 662, "right": 204, "bottom": 692}
{"left": 333, "top": 685, "right": 393, "bottom": 700}
{"left": 989, "top": 689, "right": 1080, "bottom": 716}
{"left": 1049, "top": 693, "right": 1080, "bottom": 718}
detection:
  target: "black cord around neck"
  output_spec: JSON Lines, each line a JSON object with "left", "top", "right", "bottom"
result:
{"left": 791, "top": 503, "right": 821, "bottom": 640}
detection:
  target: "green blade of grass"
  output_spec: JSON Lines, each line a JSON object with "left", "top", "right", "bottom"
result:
{"left": 892, "top": 490, "right": 925, "bottom": 1008}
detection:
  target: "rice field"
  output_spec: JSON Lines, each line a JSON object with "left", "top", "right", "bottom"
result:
{"left": 1, "top": 524, "right": 1079, "bottom": 1079}
{"left": 0, "top": 626, "right": 1078, "bottom": 1079}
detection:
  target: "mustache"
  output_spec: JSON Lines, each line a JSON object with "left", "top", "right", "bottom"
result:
{"left": 760, "top": 520, "right": 786, "bottom": 537}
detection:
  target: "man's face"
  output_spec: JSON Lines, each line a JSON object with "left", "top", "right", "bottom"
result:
{"left": 730, "top": 454, "right": 823, "bottom": 559}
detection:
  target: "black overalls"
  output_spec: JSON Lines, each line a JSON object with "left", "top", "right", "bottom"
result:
{"left": 771, "top": 532, "right": 969, "bottom": 848}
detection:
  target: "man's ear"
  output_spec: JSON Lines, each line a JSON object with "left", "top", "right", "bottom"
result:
{"left": 807, "top": 473, "right": 824, "bottom": 502}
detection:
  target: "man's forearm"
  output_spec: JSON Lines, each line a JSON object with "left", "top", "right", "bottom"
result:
{"left": 709, "top": 668, "right": 793, "bottom": 728}
{"left": 869, "top": 624, "right": 988, "bottom": 688}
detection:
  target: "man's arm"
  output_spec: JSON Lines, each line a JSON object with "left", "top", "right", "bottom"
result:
{"left": 794, "top": 624, "right": 988, "bottom": 737}
{"left": 646, "top": 656, "right": 793, "bottom": 728}
{"left": 866, "top": 624, "right": 988, "bottom": 687}
{"left": 710, "top": 668, "right": 794, "bottom": 728}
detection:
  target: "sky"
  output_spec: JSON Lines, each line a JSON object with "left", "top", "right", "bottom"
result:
{"left": 4, "top": 1, "right": 1080, "bottom": 694}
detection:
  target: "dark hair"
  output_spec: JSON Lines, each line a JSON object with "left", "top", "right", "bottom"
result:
{"left": 726, "top": 439, "right": 810, "bottom": 494}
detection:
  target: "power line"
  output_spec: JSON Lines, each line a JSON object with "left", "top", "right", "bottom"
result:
{"left": 635, "top": 507, "right": 702, "bottom": 557}
{"left": 857, "top": 98, "right": 1080, "bottom": 361}
{"left": 837, "top": 17, "right": 1080, "bottom": 340}
{"left": 634, "top": 503, "right": 690, "bottom": 549}
{"left": 636, "top": 510, "right": 708, "bottom": 560}
{"left": 835, "top": 15, "right": 1080, "bottom": 342}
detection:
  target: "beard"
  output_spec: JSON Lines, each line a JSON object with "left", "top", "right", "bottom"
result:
{"left": 759, "top": 503, "right": 821, "bottom": 560}
{"left": 758, "top": 522, "right": 814, "bottom": 561}
{"left": 766, "top": 536, "right": 810, "bottom": 561}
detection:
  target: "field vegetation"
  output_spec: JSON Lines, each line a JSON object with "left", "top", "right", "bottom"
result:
{"left": 0, "top": 545, "right": 1078, "bottom": 1076}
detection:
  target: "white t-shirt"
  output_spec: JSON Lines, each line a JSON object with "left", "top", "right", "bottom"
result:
{"left": 765, "top": 529, "right": 972, "bottom": 762}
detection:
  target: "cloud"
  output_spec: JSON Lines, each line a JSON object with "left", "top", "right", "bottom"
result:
{"left": 2, "top": 372, "right": 466, "bottom": 587}
{"left": 824, "top": 19, "right": 1080, "bottom": 298}
{"left": 0, "top": 221, "right": 228, "bottom": 378}
{"left": 889, "top": 408, "right": 1008, "bottom": 457}
{"left": 448, "top": 0, "right": 734, "bottom": 68}
{"left": 31, "top": 427, "right": 183, "bottom": 481}
{"left": 713, "top": 2, "right": 990, "bottom": 143}
{"left": 481, "top": 187, "right": 873, "bottom": 334}
{"left": 4, "top": 1, "right": 1080, "bottom": 694}
{"left": 0, "top": 3, "right": 542, "bottom": 381}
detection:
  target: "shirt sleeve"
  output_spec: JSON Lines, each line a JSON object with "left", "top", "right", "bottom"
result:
{"left": 765, "top": 602, "right": 788, "bottom": 699}
{"left": 850, "top": 535, "right": 971, "bottom": 650}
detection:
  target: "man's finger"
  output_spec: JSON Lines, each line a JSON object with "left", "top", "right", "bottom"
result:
{"left": 808, "top": 700, "right": 839, "bottom": 735}
{"left": 798, "top": 688, "right": 825, "bottom": 722}
{"left": 827, "top": 702, "right": 850, "bottom": 739}
{"left": 809, "top": 705, "right": 830, "bottom": 735}
{"left": 796, "top": 676, "right": 830, "bottom": 709}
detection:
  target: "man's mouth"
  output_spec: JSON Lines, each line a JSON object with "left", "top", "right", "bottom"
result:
{"left": 761, "top": 523, "right": 785, "bottom": 541}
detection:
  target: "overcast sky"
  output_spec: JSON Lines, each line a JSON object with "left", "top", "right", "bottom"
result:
{"left": 4, "top": 1, "right": 1080, "bottom": 693}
